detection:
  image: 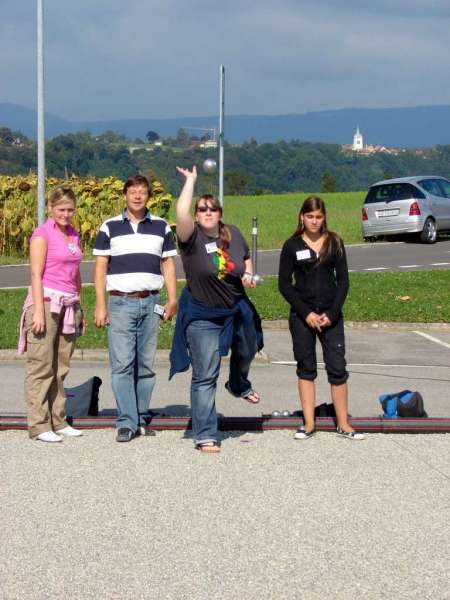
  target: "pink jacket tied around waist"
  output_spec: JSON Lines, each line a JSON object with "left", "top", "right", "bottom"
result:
{"left": 18, "top": 287, "right": 80, "bottom": 354}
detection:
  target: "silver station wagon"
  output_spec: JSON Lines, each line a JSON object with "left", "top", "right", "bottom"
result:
{"left": 362, "top": 176, "right": 450, "bottom": 244}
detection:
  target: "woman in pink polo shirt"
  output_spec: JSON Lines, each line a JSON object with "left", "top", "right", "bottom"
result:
{"left": 20, "top": 186, "right": 84, "bottom": 442}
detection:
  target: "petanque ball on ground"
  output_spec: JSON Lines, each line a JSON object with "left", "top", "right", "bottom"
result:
{"left": 281, "top": 410, "right": 291, "bottom": 417}
{"left": 203, "top": 158, "right": 217, "bottom": 174}
{"left": 272, "top": 410, "right": 281, "bottom": 417}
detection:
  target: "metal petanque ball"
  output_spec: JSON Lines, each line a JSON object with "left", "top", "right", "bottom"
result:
{"left": 272, "top": 410, "right": 281, "bottom": 417}
{"left": 281, "top": 410, "right": 291, "bottom": 417}
{"left": 203, "top": 158, "right": 217, "bottom": 174}
{"left": 252, "top": 274, "right": 264, "bottom": 285}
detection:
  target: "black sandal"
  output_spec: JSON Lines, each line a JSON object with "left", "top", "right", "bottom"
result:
{"left": 225, "top": 381, "right": 260, "bottom": 404}
{"left": 195, "top": 441, "right": 221, "bottom": 453}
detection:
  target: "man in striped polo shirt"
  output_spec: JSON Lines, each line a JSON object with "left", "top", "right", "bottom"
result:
{"left": 93, "top": 175, "right": 177, "bottom": 442}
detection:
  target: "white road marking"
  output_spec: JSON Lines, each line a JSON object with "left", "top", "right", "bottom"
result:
{"left": 364, "top": 267, "right": 388, "bottom": 271}
{"left": 430, "top": 262, "right": 450, "bottom": 266}
{"left": 270, "top": 360, "right": 450, "bottom": 368}
{"left": 398, "top": 264, "right": 422, "bottom": 268}
{"left": 413, "top": 331, "right": 450, "bottom": 350}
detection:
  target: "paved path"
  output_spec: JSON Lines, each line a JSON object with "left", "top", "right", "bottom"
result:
{"left": 2, "top": 325, "right": 450, "bottom": 599}
{"left": 2, "top": 430, "right": 450, "bottom": 599}
{"left": 2, "top": 240, "right": 450, "bottom": 288}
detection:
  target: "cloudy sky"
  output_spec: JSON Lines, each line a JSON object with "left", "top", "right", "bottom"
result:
{"left": 1, "top": 0, "right": 450, "bottom": 121}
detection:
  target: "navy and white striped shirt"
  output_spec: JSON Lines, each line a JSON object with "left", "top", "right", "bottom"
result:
{"left": 93, "top": 210, "right": 177, "bottom": 292}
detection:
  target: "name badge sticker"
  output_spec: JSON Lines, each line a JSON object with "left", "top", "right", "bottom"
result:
{"left": 205, "top": 241, "right": 218, "bottom": 254}
{"left": 296, "top": 249, "right": 311, "bottom": 261}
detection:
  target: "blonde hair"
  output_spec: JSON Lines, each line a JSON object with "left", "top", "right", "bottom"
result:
{"left": 48, "top": 186, "right": 77, "bottom": 208}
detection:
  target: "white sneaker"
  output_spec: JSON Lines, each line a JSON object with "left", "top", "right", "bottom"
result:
{"left": 293, "top": 427, "right": 315, "bottom": 440}
{"left": 36, "top": 431, "right": 63, "bottom": 443}
{"left": 58, "top": 425, "right": 83, "bottom": 437}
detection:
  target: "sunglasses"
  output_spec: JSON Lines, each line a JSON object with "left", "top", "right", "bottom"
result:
{"left": 197, "top": 206, "right": 220, "bottom": 213}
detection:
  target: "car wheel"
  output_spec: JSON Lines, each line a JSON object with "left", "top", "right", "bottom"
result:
{"left": 363, "top": 236, "right": 378, "bottom": 243}
{"left": 420, "top": 218, "right": 437, "bottom": 244}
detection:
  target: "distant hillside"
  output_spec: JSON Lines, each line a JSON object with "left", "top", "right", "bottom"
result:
{"left": 1, "top": 102, "right": 450, "bottom": 147}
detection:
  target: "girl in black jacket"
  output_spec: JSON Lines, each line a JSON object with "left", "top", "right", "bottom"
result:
{"left": 278, "top": 196, "right": 364, "bottom": 440}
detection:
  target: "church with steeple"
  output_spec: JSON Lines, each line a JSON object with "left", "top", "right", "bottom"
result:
{"left": 341, "top": 127, "right": 400, "bottom": 155}
{"left": 352, "top": 126, "right": 363, "bottom": 151}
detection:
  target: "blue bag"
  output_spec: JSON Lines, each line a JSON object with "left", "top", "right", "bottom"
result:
{"left": 379, "top": 390, "right": 427, "bottom": 419}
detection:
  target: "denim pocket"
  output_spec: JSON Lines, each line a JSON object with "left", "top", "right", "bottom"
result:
{"left": 108, "top": 295, "right": 125, "bottom": 310}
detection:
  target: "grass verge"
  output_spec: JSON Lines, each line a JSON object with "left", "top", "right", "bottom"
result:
{"left": 1, "top": 270, "right": 449, "bottom": 350}
{"left": 169, "top": 191, "right": 365, "bottom": 248}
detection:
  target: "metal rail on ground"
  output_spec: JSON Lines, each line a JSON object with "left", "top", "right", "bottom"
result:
{"left": 1, "top": 415, "right": 450, "bottom": 434}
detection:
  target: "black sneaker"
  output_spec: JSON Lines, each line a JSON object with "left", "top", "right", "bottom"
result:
{"left": 116, "top": 427, "right": 135, "bottom": 443}
{"left": 336, "top": 426, "right": 365, "bottom": 440}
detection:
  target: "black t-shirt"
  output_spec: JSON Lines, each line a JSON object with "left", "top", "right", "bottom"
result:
{"left": 179, "top": 224, "right": 250, "bottom": 308}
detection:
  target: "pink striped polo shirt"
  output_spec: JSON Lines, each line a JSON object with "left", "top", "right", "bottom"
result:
{"left": 30, "top": 218, "right": 83, "bottom": 293}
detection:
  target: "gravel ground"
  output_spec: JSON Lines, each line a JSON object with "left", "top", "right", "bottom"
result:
{"left": 1, "top": 430, "right": 450, "bottom": 600}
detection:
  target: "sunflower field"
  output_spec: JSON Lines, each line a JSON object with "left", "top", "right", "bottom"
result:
{"left": 0, "top": 174, "right": 173, "bottom": 257}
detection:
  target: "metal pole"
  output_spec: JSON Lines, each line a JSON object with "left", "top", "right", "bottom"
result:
{"left": 218, "top": 64, "right": 225, "bottom": 207}
{"left": 37, "top": 0, "right": 46, "bottom": 225}
{"left": 252, "top": 216, "right": 258, "bottom": 274}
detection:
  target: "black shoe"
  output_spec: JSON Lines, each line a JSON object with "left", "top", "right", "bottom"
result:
{"left": 336, "top": 426, "right": 365, "bottom": 440}
{"left": 116, "top": 427, "right": 135, "bottom": 443}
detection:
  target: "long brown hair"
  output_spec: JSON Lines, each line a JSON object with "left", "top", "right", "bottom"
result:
{"left": 294, "top": 195, "right": 342, "bottom": 262}
{"left": 195, "top": 194, "right": 231, "bottom": 245}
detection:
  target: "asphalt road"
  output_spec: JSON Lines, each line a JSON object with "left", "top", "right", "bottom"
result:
{"left": 2, "top": 239, "right": 450, "bottom": 289}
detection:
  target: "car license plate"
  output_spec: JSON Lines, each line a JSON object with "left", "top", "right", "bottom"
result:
{"left": 377, "top": 208, "right": 399, "bottom": 217}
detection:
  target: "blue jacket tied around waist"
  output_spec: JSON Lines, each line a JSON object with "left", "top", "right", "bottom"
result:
{"left": 169, "top": 287, "right": 264, "bottom": 380}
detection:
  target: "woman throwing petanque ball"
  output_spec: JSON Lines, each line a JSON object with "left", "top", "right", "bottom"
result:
{"left": 169, "top": 166, "right": 263, "bottom": 453}
{"left": 278, "top": 196, "right": 364, "bottom": 441}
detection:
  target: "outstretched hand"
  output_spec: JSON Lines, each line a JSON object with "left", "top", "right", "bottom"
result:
{"left": 176, "top": 165, "right": 197, "bottom": 181}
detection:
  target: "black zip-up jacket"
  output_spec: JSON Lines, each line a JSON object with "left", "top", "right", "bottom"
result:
{"left": 278, "top": 234, "right": 349, "bottom": 323}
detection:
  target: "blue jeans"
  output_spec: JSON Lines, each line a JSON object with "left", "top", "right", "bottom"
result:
{"left": 108, "top": 294, "right": 160, "bottom": 432}
{"left": 186, "top": 316, "right": 258, "bottom": 444}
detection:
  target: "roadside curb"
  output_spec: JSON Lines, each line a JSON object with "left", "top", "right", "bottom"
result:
{"left": 261, "top": 319, "right": 450, "bottom": 331}
{"left": 1, "top": 320, "right": 449, "bottom": 362}
{"left": 0, "top": 348, "right": 271, "bottom": 364}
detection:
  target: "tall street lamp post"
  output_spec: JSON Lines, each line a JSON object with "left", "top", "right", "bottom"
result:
{"left": 37, "top": 0, "right": 46, "bottom": 225}
{"left": 218, "top": 64, "right": 225, "bottom": 207}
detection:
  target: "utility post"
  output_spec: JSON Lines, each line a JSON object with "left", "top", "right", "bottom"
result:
{"left": 218, "top": 64, "right": 225, "bottom": 207}
{"left": 37, "top": 0, "right": 46, "bottom": 224}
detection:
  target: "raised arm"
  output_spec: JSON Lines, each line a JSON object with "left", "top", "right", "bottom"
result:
{"left": 175, "top": 166, "right": 197, "bottom": 242}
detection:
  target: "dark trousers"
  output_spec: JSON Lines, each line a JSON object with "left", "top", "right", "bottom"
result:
{"left": 288, "top": 311, "right": 348, "bottom": 385}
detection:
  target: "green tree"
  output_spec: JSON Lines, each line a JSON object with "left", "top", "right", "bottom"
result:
{"left": 320, "top": 172, "right": 337, "bottom": 193}
{"left": 175, "top": 128, "right": 189, "bottom": 147}
{"left": 146, "top": 130, "right": 160, "bottom": 143}
{"left": 224, "top": 171, "right": 250, "bottom": 195}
